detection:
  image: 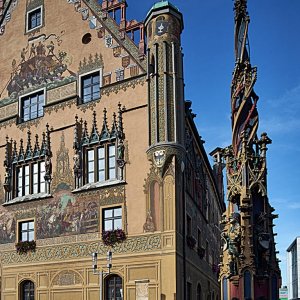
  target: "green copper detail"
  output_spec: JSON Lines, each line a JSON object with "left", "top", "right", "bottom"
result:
{"left": 146, "top": 1, "right": 179, "bottom": 18}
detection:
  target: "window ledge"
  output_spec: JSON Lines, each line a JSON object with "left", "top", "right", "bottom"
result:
{"left": 73, "top": 179, "right": 125, "bottom": 193}
{"left": 3, "top": 192, "right": 52, "bottom": 206}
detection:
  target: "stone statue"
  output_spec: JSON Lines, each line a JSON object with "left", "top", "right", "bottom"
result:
{"left": 143, "top": 211, "right": 155, "bottom": 233}
{"left": 222, "top": 212, "right": 241, "bottom": 276}
{"left": 117, "top": 140, "right": 125, "bottom": 160}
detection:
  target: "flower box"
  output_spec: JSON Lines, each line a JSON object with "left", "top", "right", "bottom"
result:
{"left": 102, "top": 229, "right": 127, "bottom": 247}
{"left": 15, "top": 240, "right": 36, "bottom": 254}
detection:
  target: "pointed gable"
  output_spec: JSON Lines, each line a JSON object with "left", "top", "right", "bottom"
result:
{"left": 0, "top": 0, "right": 146, "bottom": 105}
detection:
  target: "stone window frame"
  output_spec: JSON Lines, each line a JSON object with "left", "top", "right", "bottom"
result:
{"left": 78, "top": 68, "right": 103, "bottom": 105}
{"left": 26, "top": 5, "right": 43, "bottom": 33}
{"left": 14, "top": 160, "right": 46, "bottom": 198}
{"left": 19, "top": 88, "right": 45, "bottom": 123}
{"left": 17, "top": 218, "right": 35, "bottom": 242}
{"left": 82, "top": 141, "right": 117, "bottom": 185}
{"left": 102, "top": 206, "right": 123, "bottom": 232}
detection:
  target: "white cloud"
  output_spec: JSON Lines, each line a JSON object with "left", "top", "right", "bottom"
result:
{"left": 287, "top": 202, "right": 300, "bottom": 209}
{"left": 262, "top": 83, "right": 300, "bottom": 135}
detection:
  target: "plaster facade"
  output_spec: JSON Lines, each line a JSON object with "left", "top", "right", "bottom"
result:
{"left": 0, "top": 1, "right": 224, "bottom": 299}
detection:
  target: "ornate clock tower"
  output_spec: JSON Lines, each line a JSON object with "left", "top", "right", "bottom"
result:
{"left": 217, "top": 1, "right": 281, "bottom": 299}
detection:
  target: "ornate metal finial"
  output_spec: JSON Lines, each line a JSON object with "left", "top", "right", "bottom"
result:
{"left": 83, "top": 120, "right": 89, "bottom": 138}
{"left": 12, "top": 140, "right": 17, "bottom": 161}
{"left": 231, "top": 0, "right": 259, "bottom": 156}
{"left": 91, "top": 111, "right": 99, "bottom": 141}
{"left": 19, "top": 138, "right": 24, "bottom": 160}
{"left": 33, "top": 134, "right": 40, "bottom": 156}
{"left": 74, "top": 116, "right": 79, "bottom": 149}
{"left": 41, "top": 132, "right": 46, "bottom": 154}
{"left": 4, "top": 136, "right": 10, "bottom": 167}
{"left": 25, "top": 130, "right": 32, "bottom": 158}
{"left": 111, "top": 112, "right": 118, "bottom": 137}
{"left": 234, "top": 0, "right": 248, "bottom": 19}
{"left": 100, "top": 108, "right": 110, "bottom": 139}
{"left": 4, "top": 136, "right": 11, "bottom": 193}
{"left": 45, "top": 123, "right": 51, "bottom": 154}
{"left": 117, "top": 102, "right": 124, "bottom": 139}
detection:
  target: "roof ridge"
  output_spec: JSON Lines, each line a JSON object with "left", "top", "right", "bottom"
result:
{"left": 82, "top": 0, "right": 146, "bottom": 73}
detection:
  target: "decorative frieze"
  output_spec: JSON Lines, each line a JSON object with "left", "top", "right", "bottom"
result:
{"left": 0, "top": 234, "right": 162, "bottom": 265}
{"left": 0, "top": 102, "right": 18, "bottom": 122}
{"left": 47, "top": 81, "right": 77, "bottom": 105}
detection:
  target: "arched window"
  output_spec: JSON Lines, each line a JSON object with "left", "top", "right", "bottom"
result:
{"left": 105, "top": 275, "right": 123, "bottom": 300}
{"left": 197, "top": 283, "right": 202, "bottom": 300}
{"left": 20, "top": 280, "right": 34, "bottom": 300}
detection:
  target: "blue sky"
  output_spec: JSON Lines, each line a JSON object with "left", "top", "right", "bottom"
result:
{"left": 126, "top": 0, "right": 300, "bottom": 285}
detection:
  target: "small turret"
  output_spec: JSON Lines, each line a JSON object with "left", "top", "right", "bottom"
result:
{"left": 145, "top": 1, "right": 185, "bottom": 154}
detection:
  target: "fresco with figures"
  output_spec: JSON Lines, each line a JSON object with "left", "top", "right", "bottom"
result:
{"left": 5, "top": 33, "right": 75, "bottom": 100}
{"left": 0, "top": 188, "right": 99, "bottom": 244}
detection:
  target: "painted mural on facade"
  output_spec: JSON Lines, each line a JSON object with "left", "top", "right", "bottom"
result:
{"left": 5, "top": 32, "right": 75, "bottom": 99}
{"left": 0, "top": 189, "right": 99, "bottom": 244}
{"left": 36, "top": 189, "right": 98, "bottom": 239}
{"left": 0, "top": 209, "right": 16, "bottom": 243}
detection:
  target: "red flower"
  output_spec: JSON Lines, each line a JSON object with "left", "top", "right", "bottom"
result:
{"left": 102, "top": 229, "right": 127, "bottom": 247}
{"left": 15, "top": 240, "right": 36, "bottom": 255}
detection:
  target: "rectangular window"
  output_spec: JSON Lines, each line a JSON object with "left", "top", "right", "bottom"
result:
{"left": 116, "top": 69, "right": 124, "bottom": 82}
{"left": 21, "top": 90, "right": 44, "bottom": 122}
{"left": 87, "top": 149, "right": 95, "bottom": 183}
{"left": 103, "top": 207, "right": 122, "bottom": 231}
{"left": 24, "top": 165, "right": 30, "bottom": 196}
{"left": 19, "top": 220, "right": 34, "bottom": 242}
{"left": 27, "top": 7, "right": 42, "bottom": 31}
{"left": 197, "top": 228, "right": 201, "bottom": 249}
{"left": 81, "top": 71, "right": 100, "bottom": 103}
{"left": 186, "top": 214, "right": 192, "bottom": 236}
{"left": 186, "top": 282, "right": 192, "bottom": 300}
{"left": 40, "top": 161, "right": 46, "bottom": 193}
{"left": 84, "top": 144, "right": 116, "bottom": 184}
{"left": 17, "top": 167, "right": 23, "bottom": 197}
{"left": 15, "top": 161, "right": 46, "bottom": 197}
{"left": 108, "top": 144, "right": 116, "bottom": 179}
{"left": 98, "top": 147, "right": 105, "bottom": 181}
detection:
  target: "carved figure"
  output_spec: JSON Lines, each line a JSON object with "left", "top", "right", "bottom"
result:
{"left": 73, "top": 149, "right": 81, "bottom": 171}
{"left": 117, "top": 141, "right": 125, "bottom": 160}
{"left": 21, "top": 47, "right": 27, "bottom": 62}
{"left": 47, "top": 41, "right": 55, "bottom": 56}
{"left": 36, "top": 41, "right": 46, "bottom": 56}
{"left": 29, "top": 43, "right": 36, "bottom": 58}
{"left": 143, "top": 211, "right": 155, "bottom": 232}
{"left": 222, "top": 212, "right": 241, "bottom": 276}
{"left": 45, "top": 155, "right": 52, "bottom": 181}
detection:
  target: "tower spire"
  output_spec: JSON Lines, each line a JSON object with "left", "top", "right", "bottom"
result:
{"left": 219, "top": 2, "right": 281, "bottom": 299}
{"left": 231, "top": 0, "right": 258, "bottom": 155}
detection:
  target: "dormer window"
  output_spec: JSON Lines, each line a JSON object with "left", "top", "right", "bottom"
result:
{"left": 73, "top": 104, "right": 126, "bottom": 190}
{"left": 26, "top": 6, "right": 43, "bottom": 32}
